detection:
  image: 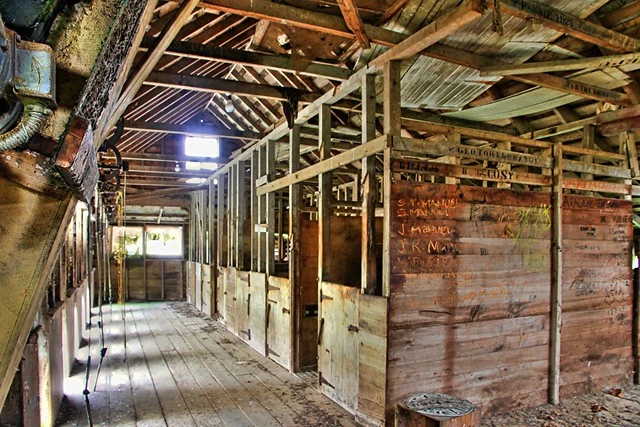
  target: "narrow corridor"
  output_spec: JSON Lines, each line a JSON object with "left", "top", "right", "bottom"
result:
{"left": 56, "top": 302, "right": 356, "bottom": 426}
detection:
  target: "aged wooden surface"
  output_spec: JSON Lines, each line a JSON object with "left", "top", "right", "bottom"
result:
{"left": 299, "top": 218, "right": 319, "bottom": 369}
{"left": 267, "top": 275, "right": 292, "bottom": 369}
{"left": 318, "top": 282, "right": 359, "bottom": 413}
{"left": 388, "top": 182, "right": 552, "bottom": 417}
{"left": 560, "top": 195, "right": 633, "bottom": 398}
{"left": 56, "top": 302, "right": 357, "bottom": 426}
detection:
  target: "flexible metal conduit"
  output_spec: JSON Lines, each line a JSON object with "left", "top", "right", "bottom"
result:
{"left": 0, "top": 101, "right": 51, "bottom": 152}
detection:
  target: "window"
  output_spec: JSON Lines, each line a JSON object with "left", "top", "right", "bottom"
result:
{"left": 185, "top": 136, "right": 219, "bottom": 171}
{"left": 110, "top": 226, "right": 183, "bottom": 258}
{"left": 146, "top": 226, "right": 183, "bottom": 257}
{"left": 111, "top": 226, "right": 143, "bottom": 257}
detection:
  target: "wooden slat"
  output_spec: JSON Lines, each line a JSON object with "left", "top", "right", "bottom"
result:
{"left": 562, "top": 178, "right": 630, "bottom": 195}
{"left": 562, "top": 159, "right": 631, "bottom": 179}
{"left": 393, "top": 136, "right": 552, "bottom": 169}
{"left": 391, "top": 157, "right": 552, "bottom": 186}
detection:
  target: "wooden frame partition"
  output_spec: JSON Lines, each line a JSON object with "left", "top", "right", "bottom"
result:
{"left": 184, "top": 26, "right": 639, "bottom": 425}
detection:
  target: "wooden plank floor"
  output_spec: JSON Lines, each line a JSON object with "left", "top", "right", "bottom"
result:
{"left": 56, "top": 302, "right": 357, "bottom": 426}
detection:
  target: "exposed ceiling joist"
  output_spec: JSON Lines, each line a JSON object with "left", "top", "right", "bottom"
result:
{"left": 485, "top": 0, "right": 640, "bottom": 53}
{"left": 371, "top": 0, "right": 482, "bottom": 65}
{"left": 105, "top": 152, "right": 229, "bottom": 164}
{"left": 140, "top": 36, "right": 352, "bottom": 81}
{"left": 145, "top": 71, "right": 321, "bottom": 103}
{"left": 198, "top": 0, "right": 406, "bottom": 46}
{"left": 481, "top": 52, "right": 640, "bottom": 76}
{"left": 127, "top": 185, "right": 209, "bottom": 202}
{"left": 99, "top": 0, "right": 201, "bottom": 143}
{"left": 336, "top": 0, "right": 370, "bottom": 49}
{"left": 124, "top": 120, "right": 262, "bottom": 140}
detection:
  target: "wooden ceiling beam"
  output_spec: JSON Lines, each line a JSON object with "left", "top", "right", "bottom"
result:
{"left": 199, "top": 0, "right": 406, "bottom": 46}
{"left": 105, "top": 152, "right": 229, "bottom": 163}
{"left": 145, "top": 71, "right": 321, "bottom": 103}
{"left": 336, "top": 0, "right": 370, "bottom": 49}
{"left": 98, "top": 0, "right": 201, "bottom": 144}
{"left": 140, "top": 36, "right": 352, "bottom": 81}
{"left": 124, "top": 120, "right": 262, "bottom": 140}
{"left": 481, "top": 52, "right": 640, "bottom": 76}
{"left": 485, "top": 0, "right": 640, "bottom": 53}
{"left": 424, "top": 44, "right": 632, "bottom": 106}
{"left": 127, "top": 185, "right": 209, "bottom": 202}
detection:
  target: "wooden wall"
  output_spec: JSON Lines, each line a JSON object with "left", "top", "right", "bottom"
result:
{"left": 560, "top": 195, "right": 633, "bottom": 397}
{"left": 387, "top": 182, "right": 553, "bottom": 417}
{"left": 113, "top": 259, "right": 184, "bottom": 302}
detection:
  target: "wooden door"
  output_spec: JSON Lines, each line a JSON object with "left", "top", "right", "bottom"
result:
{"left": 266, "top": 275, "right": 292, "bottom": 369}
{"left": 318, "top": 282, "right": 359, "bottom": 412}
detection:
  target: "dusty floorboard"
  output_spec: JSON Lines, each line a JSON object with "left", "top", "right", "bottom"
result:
{"left": 481, "top": 385, "right": 640, "bottom": 426}
{"left": 55, "top": 302, "right": 357, "bottom": 426}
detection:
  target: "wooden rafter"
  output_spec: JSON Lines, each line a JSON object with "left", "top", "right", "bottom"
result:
{"left": 336, "top": 0, "right": 370, "bottom": 49}
{"left": 481, "top": 52, "right": 640, "bottom": 76}
{"left": 140, "top": 36, "right": 352, "bottom": 80}
{"left": 485, "top": 0, "right": 640, "bottom": 53}
{"left": 199, "top": 0, "right": 406, "bottom": 46}
{"left": 97, "top": 0, "right": 201, "bottom": 144}
{"left": 145, "top": 71, "right": 320, "bottom": 103}
{"left": 104, "top": 152, "right": 229, "bottom": 163}
{"left": 124, "top": 120, "right": 262, "bottom": 140}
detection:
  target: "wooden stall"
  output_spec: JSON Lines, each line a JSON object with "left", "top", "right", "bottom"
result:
{"left": 182, "top": 53, "right": 639, "bottom": 426}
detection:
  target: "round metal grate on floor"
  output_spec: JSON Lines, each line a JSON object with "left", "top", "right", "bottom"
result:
{"left": 404, "top": 393, "right": 476, "bottom": 418}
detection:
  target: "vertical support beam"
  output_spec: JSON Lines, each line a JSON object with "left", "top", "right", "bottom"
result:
{"left": 277, "top": 196, "right": 285, "bottom": 262}
{"left": 620, "top": 134, "right": 633, "bottom": 201}
{"left": 627, "top": 132, "right": 640, "bottom": 178}
{"left": 549, "top": 144, "right": 563, "bottom": 405}
{"left": 445, "top": 132, "right": 461, "bottom": 185}
{"left": 228, "top": 167, "right": 236, "bottom": 267}
{"left": 382, "top": 61, "right": 401, "bottom": 297}
{"left": 210, "top": 179, "right": 217, "bottom": 314}
{"left": 318, "top": 103, "right": 332, "bottom": 352}
{"left": 217, "top": 173, "right": 225, "bottom": 267}
{"left": 634, "top": 237, "right": 640, "bottom": 384}
{"left": 237, "top": 160, "right": 247, "bottom": 268}
{"left": 289, "top": 124, "right": 301, "bottom": 372}
{"left": 266, "top": 141, "right": 276, "bottom": 276}
{"left": 258, "top": 146, "right": 267, "bottom": 272}
{"left": 251, "top": 150, "right": 259, "bottom": 271}
{"left": 361, "top": 73, "right": 378, "bottom": 295}
{"left": 581, "top": 124, "right": 595, "bottom": 196}
{"left": 496, "top": 140, "right": 511, "bottom": 189}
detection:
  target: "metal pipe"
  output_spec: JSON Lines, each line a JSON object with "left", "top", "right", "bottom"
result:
{"left": 0, "top": 101, "right": 51, "bottom": 152}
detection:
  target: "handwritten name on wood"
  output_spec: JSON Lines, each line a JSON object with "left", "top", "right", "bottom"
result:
{"left": 391, "top": 159, "right": 551, "bottom": 186}
{"left": 393, "top": 138, "right": 552, "bottom": 168}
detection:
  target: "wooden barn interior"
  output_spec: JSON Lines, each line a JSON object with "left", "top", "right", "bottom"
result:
{"left": 2, "top": 0, "right": 640, "bottom": 425}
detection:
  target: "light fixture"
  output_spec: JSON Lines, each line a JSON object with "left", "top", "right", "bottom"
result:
{"left": 224, "top": 93, "right": 234, "bottom": 113}
{"left": 174, "top": 162, "right": 181, "bottom": 172}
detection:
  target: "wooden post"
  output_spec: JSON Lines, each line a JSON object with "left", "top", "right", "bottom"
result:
{"left": 361, "top": 73, "right": 378, "bottom": 295}
{"left": 258, "top": 146, "right": 267, "bottom": 272}
{"left": 237, "top": 160, "right": 247, "bottom": 268}
{"left": 581, "top": 124, "right": 594, "bottom": 196}
{"left": 318, "top": 103, "right": 332, "bottom": 369}
{"left": 382, "top": 61, "right": 401, "bottom": 297}
{"left": 228, "top": 167, "right": 235, "bottom": 267}
{"left": 251, "top": 150, "right": 259, "bottom": 271}
{"left": 549, "top": 143, "right": 563, "bottom": 405}
{"left": 444, "top": 132, "right": 461, "bottom": 186}
{"left": 621, "top": 133, "right": 633, "bottom": 201}
{"left": 210, "top": 178, "right": 217, "bottom": 314}
{"left": 634, "top": 237, "right": 640, "bottom": 384}
{"left": 217, "top": 173, "right": 225, "bottom": 267}
{"left": 266, "top": 141, "right": 276, "bottom": 276}
{"left": 289, "top": 124, "right": 301, "bottom": 372}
